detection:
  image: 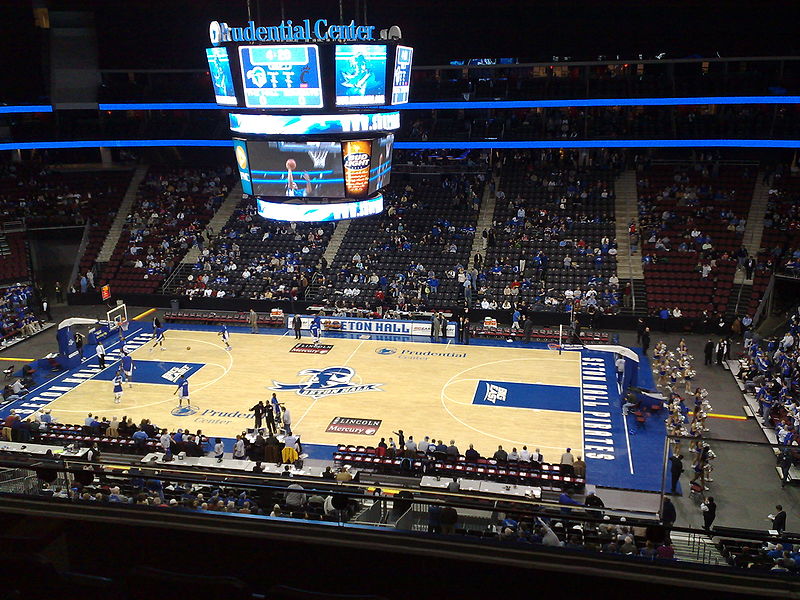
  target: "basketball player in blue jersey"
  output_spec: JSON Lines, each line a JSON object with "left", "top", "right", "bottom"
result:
{"left": 150, "top": 325, "right": 166, "bottom": 353}
{"left": 174, "top": 374, "right": 190, "bottom": 407}
{"left": 285, "top": 162, "right": 314, "bottom": 198}
{"left": 218, "top": 324, "right": 232, "bottom": 351}
{"left": 113, "top": 369, "right": 125, "bottom": 404}
{"left": 121, "top": 351, "right": 134, "bottom": 388}
{"left": 310, "top": 315, "right": 322, "bottom": 345}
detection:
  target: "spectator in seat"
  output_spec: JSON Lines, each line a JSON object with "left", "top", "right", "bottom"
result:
{"left": 585, "top": 491, "right": 605, "bottom": 517}
{"left": 446, "top": 440, "right": 459, "bottom": 457}
{"left": 440, "top": 505, "right": 458, "bottom": 535}
{"left": 335, "top": 467, "right": 353, "bottom": 483}
{"left": 560, "top": 448, "right": 575, "bottom": 475}
{"left": 465, "top": 444, "right": 480, "bottom": 461}
{"left": 493, "top": 445, "right": 508, "bottom": 462}
{"left": 573, "top": 455, "right": 586, "bottom": 478}
{"left": 559, "top": 491, "right": 581, "bottom": 514}
{"left": 285, "top": 483, "right": 305, "bottom": 510}
{"left": 132, "top": 428, "right": 148, "bottom": 452}
{"left": 619, "top": 536, "right": 637, "bottom": 555}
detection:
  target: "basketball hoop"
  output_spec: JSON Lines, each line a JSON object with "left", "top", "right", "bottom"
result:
{"left": 308, "top": 149, "right": 329, "bottom": 168}
{"left": 548, "top": 343, "right": 562, "bottom": 355}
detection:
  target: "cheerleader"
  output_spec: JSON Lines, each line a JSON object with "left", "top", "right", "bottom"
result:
{"left": 677, "top": 337, "right": 688, "bottom": 355}
{"left": 683, "top": 363, "right": 696, "bottom": 394}
{"left": 657, "top": 360, "right": 669, "bottom": 387}
{"left": 667, "top": 367, "right": 680, "bottom": 392}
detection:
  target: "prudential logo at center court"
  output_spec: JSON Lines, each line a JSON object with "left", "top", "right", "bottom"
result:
{"left": 269, "top": 366, "right": 383, "bottom": 397}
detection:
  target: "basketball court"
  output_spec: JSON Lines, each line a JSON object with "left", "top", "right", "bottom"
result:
{"left": 2, "top": 314, "right": 667, "bottom": 492}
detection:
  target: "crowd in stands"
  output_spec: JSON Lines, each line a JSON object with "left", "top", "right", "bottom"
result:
{"left": 473, "top": 149, "right": 622, "bottom": 315}
{"left": 97, "top": 166, "right": 235, "bottom": 294}
{"left": 178, "top": 199, "right": 334, "bottom": 300}
{"left": 315, "top": 174, "right": 482, "bottom": 310}
{"left": 736, "top": 308, "right": 800, "bottom": 469}
{"left": 0, "top": 283, "right": 45, "bottom": 344}
{"left": 762, "top": 164, "right": 800, "bottom": 279}
{"left": 0, "top": 162, "right": 132, "bottom": 228}
{"left": 637, "top": 158, "right": 756, "bottom": 318}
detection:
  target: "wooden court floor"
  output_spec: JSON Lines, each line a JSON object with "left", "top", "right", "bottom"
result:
{"left": 44, "top": 330, "right": 584, "bottom": 460}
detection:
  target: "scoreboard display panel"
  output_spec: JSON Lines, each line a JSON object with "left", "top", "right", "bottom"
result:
{"left": 391, "top": 45, "right": 414, "bottom": 105}
{"left": 247, "top": 141, "right": 344, "bottom": 198}
{"left": 335, "top": 44, "right": 388, "bottom": 106}
{"left": 369, "top": 134, "right": 394, "bottom": 194}
{"left": 239, "top": 44, "right": 324, "bottom": 108}
{"left": 206, "top": 47, "right": 237, "bottom": 106}
{"left": 232, "top": 139, "right": 253, "bottom": 195}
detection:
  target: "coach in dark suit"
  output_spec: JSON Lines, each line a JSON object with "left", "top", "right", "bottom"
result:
{"left": 704, "top": 339, "right": 714, "bottom": 366}
{"left": 670, "top": 454, "right": 684, "bottom": 495}
{"left": 773, "top": 505, "right": 787, "bottom": 532}
{"left": 292, "top": 314, "right": 302, "bottom": 339}
{"left": 250, "top": 400, "right": 266, "bottom": 430}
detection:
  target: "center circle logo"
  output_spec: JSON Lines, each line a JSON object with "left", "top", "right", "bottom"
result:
{"left": 209, "top": 21, "right": 222, "bottom": 45}
{"left": 375, "top": 347, "right": 396, "bottom": 355}
{"left": 171, "top": 405, "right": 199, "bottom": 417}
{"left": 235, "top": 145, "right": 248, "bottom": 170}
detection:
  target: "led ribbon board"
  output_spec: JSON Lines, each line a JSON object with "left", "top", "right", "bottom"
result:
{"left": 256, "top": 194, "right": 384, "bottom": 222}
{"left": 229, "top": 112, "right": 400, "bottom": 135}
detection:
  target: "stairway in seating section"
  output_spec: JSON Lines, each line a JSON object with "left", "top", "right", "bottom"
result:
{"left": 96, "top": 165, "right": 149, "bottom": 263}
{"left": 159, "top": 263, "right": 195, "bottom": 296}
{"left": 631, "top": 279, "right": 648, "bottom": 316}
{"left": 614, "top": 170, "right": 644, "bottom": 279}
{"left": 320, "top": 220, "right": 350, "bottom": 269}
{"left": 181, "top": 181, "right": 243, "bottom": 265}
{"left": 668, "top": 530, "right": 725, "bottom": 566}
{"left": 468, "top": 174, "right": 498, "bottom": 262}
{"left": 726, "top": 283, "right": 753, "bottom": 320}
{"left": 733, "top": 171, "right": 771, "bottom": 285}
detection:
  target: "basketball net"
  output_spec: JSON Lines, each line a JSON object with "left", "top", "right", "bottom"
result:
{"left": 308, "top": 149, "right": 329, "bottom": 169}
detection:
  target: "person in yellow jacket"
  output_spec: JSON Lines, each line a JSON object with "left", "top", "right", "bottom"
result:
{"left": 281, "top": 445, "right": 299, "bottom": 464}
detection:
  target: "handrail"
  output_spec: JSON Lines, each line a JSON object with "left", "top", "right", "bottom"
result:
{"left": 752, "top": 272, "right": 776, "bottom": 325}
{"left": 68, "top": 222, "right": 91, "bottom": 289}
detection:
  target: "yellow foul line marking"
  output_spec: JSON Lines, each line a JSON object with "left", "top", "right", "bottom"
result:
{"left": 0, "top": 357, "right": 34, "bottom": 362}
{"left": 688, "top": 410, "right": 747, "bottom": 421}
{"left": 132, "top": 308, "right": 156, "bottom": 321}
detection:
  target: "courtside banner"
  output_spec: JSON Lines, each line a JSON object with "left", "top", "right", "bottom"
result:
{"left": 290, "top": 315, "right": 457, "bottom": 337}
{"left": 290, "top": 343, "right": 333, "bottom": 354}
{"left": 326, "top": 417, "right": 382, "bottom": 435}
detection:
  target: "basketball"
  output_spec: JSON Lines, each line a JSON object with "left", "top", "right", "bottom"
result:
{"left": 286, "top": 158, "right": 296, "bottom": 170}
{"left": 186, "top": 346, "right": 191, "bottom": 351}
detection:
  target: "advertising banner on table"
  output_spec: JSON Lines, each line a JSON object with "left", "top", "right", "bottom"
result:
{"left": 290, "top": 315, "right": 457, "bottom": 337}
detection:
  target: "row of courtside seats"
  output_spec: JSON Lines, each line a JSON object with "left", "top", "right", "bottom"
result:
{"left": 164, "top": 310, "right": 285, "bottom": 328}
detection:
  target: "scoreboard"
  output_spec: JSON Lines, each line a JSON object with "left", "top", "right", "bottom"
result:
{"left": 239, "top": 45, "right": 324, "bottom": 108}
{"left": 205, "top": 19, "right": 412, "bottom": 221}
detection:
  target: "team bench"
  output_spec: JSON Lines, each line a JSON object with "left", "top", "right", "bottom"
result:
{"left": 473, "top": 325, "right": 610, "bottom": 344}
{"left": 164, "top": 310, "right": 285, "bottom": 328}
